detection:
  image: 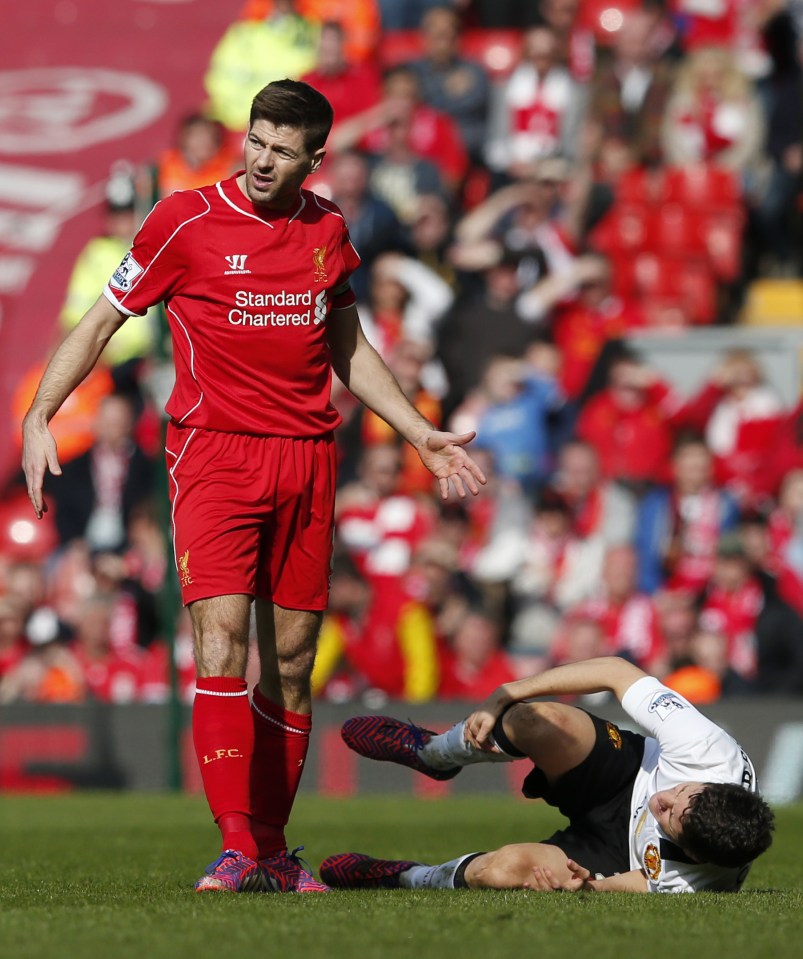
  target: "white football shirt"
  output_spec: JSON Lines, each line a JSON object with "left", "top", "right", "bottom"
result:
{"left": 622, "top": 676, "right": 758, "bottom": 893}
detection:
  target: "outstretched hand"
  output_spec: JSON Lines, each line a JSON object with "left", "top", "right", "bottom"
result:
{"left": 415, "top": 430, "right": 487, "bottom": 501}
{"left": 524, "top": 860, "right": 598, "bottom": 893}
{"left": 463, "top": 685, "right": 514, "bottom": 751}
{"left": 21, "top": 419, "right": 62, "bottom": 519}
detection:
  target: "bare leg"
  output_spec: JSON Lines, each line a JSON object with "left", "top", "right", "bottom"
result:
{"left": 190, "top": 593, "right": 252, "bottom": 676}
{"left": 464, "top": 842, "right": 577, "bottom": 888}
{"left": 254, "top": 599, "right": 322, "bottom": 712}
{"left": 499, "top": 701, "right": 597, "bottom": 779}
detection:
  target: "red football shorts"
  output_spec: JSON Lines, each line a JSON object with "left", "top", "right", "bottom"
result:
{"left": 165, "top": 423, "right": 337, "bottom": 609}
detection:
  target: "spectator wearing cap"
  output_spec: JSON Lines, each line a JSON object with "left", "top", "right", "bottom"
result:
{"left": 636, "top": 436, "right": 740, "bottom": 595}
{"left": 59, "top": 165, "right": 154, "bottom": 370}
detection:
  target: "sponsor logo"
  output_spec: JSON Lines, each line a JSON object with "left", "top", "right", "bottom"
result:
{"left": 606, "top": 722, "right": 623, "bottom": 750}
{"left": 178, "top": 549, "right": 193, "bottom": 587}
{"left": 312, "top": 245, "right": 327, "bottom": 282}
{"left": 227, "top": 288, "right": 328, "bottom": 327}
{"left": 313, "top": 289, "right": 327, "bottom": 324}
{"left": 202, "top": 748, "right": 244, "bottom": 765}
{"left": 109, "top": 251, "right": 143, "bottom": 292}
{"left": 648, "top": 691, "right": 688, "bottom": 722}
{"left": 644, "top": 843, "right": 661, "bottom": 880}
{"left": 224, "top": 253, "right": 250, "bottom": 275}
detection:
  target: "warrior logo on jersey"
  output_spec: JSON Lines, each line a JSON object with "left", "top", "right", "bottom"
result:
{"left": 312, "top": 246, "right": 327, "bottom": 283}
{"left": 644, "top": 843, "right": 662, "bottom": 880}
{"left": 110, "top": 252, "right": 143, "bottom": 292}
{"left": 224, "top": 254, "right": 250, "bottom": 275}
{"left": 178, "top": 549, "right": 193, "bottom": 587}
{"left": 648, "top": 690, "right": 688, "bottom": 722}
{"left": 606, "top": 722, "right": 623, "bottom": 750}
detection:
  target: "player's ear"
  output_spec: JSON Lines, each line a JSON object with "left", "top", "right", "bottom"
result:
{"left": 309, "top": 148, "right": 326, "bottom": 174}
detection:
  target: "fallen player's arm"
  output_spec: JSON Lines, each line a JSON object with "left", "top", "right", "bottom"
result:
{"left": 527, "top": 861, "right": 649, "bottom": 894}
{"left": 465, "top": 657, "right": 647, "bottom": 749}
{"left": 587, "top": 870, "right": 649, "bottom": 893}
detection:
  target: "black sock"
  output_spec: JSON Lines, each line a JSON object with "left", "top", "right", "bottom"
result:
{"left": 492, "top": 713, "right": 526, "bottom": 758}
{"left": 453, "top": 852, "right": 485, "bottom": 889}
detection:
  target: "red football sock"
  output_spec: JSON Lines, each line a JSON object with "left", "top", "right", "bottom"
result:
{"left": 250, "top": 687, "right": 312, "bottom": 859}
{"left": 192, "top": 677, "right": 258, "bottom": 861}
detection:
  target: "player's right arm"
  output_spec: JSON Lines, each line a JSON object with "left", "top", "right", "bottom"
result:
{"left": 22, "top": 294, "right": 127, "bottom": 518}
{"left": 464, "top": 656, "right": 648, "bottom": 749}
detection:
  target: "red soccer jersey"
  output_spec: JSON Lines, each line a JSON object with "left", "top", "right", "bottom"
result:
{"left": 104, "top": 174, "right": 361, "bottom": 437}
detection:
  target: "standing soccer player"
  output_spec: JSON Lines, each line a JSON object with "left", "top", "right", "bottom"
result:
{"left": 21, "top": 80, "right": 486, "bottom": 894}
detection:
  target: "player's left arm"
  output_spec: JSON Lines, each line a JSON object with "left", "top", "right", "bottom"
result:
{"left": 327, "top": 302, "right": 486, "bottom": 500}
{"left": 527, "top": 861, "right": 649, "bottom": 893}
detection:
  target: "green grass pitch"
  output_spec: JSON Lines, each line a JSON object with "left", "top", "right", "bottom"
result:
{"left": 2, "top": 793, "right": 801, "bottom": 959}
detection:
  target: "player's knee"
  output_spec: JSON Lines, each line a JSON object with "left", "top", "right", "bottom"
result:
{"left": 276, "top": 642, "right": 317, "bottom": 685}
{"left": 503, "top": 701, "right": 568, "bottom": 750}
{"left": 193, "top": 627, "right": 249, "bottom": 676}
{"left": 468, "top": 845, "right": 535, "bottom": 889}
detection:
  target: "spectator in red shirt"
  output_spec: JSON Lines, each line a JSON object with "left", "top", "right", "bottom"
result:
{"left": 439, "top": 608, "right": 516, "bottom": 699}
{"left": 576, "top": 353, "right": 723, "bottom": 492}
{"left": 549, "top": 254, "right": 646, "bottom": 402}
{"left": 330, "top": 65, "right": 469, "bottom": 195}
{"left": 559, "top": 545, "right": 665, "bottom": 671}
{"left": 71, "top": 595, "right": 143, "bottom": 704}
{"left": 335, "top": 444, "right": 436, "bottom": 585}
{"left": 636, "top": 436, "right": 740, "bottom": 595}
{"left": 301, "top": 21, "right": 382, "bottom": 126}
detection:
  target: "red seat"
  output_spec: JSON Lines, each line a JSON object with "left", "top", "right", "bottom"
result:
{"left": 589, "top": 203, "right": 650, "bottom": 255}
{"left": 703, "top": 209, "right": 744, "bottom": 281}
{"left": 378, "top": 30, "right": 423, "bottom": 68}
{"left": 631, "top": 253, "right": 717, "bottom": 325}
{"left": 614, "top": 167, "right": 665, "bottom": 207}
{"left": 648, "top": 204, "right": 708, "bottom": 256}
{"left": 462, "top": 29, "right": 521, "bottom": 78}
{"left": 663, "top": 164, "right": 742, "bottom": 211}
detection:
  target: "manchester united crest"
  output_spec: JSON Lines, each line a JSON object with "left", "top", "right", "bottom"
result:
{"left": 606, "top": 721, "right": 623, "bottom": 750}
{"left": 312, "top": 246, "right": 327, "bottom": 283}
{"left": 644, "top": 843, "right": 662, "bottom": 880}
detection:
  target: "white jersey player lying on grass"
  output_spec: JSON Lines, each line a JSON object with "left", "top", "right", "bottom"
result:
{"left": 321, "top": 657, "right": 774, "bottom": 893}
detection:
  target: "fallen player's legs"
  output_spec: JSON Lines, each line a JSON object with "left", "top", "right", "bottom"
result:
{"left": 329, "top": 702, "right": 642, "bottom": 890}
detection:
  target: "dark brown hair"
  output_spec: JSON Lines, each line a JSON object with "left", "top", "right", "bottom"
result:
{"left": 249, "top": 79, "right": 334, "bottom": 153}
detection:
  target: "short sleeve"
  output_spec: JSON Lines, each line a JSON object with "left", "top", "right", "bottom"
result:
{"left": 104, "top": 191, "right": 210, "bottom": 317}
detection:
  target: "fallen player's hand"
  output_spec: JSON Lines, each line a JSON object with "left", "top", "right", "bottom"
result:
{"left": 524, "top": 860, "right": 597, "bottom": 893}
{"left": 464, "top": 685, "right": 514, "bottom": 751}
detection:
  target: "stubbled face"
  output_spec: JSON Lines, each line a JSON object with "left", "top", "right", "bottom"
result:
{"left": 241, "top": 120, "right": 323, "bottom": 209}
{"left": 649, "top": 782, "right": 703, "bottom": 844}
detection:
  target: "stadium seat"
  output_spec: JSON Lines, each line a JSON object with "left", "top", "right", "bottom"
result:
{"left": 378, "top": 30, "right": 423, "bottom": 68}
{"left": 462, "top": 29, "right": 521, "bottom": 78}
{"left": 614, "top": 167, "right": 664, "bottom": 207}
{"left": 740, "top": 279, "right": 803, "bottom": 326}
{"left": 632, "top": 253, "right": 717, "bottom": 325}
{"left": 589, "top": 204, "right": 650, "bottom": 256}
{"left": 648, "top": 204, "right": 708, "bottom": 257}
{"left": 663, "top": 164, "right": 742, "bottom": 212}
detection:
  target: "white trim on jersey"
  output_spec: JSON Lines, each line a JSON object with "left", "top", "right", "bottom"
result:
{"left": 118, "top": 190, "right": 211, "bottom": 311}
{"left": 103, "top": 285, "right": 138, "bottom": 317}
{"left": 288, "top": 192, "right": 306, "bottom": 223}
{"left": 167, "top": 427, "right": 198, "bottom": 571}
{"left": 167, "top": 303, "right": 205, "bottom": 423}
{"left": 215, "top": 180, "right": 277, "bottom": 229}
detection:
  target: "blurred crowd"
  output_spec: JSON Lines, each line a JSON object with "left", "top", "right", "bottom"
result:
{"left": 2, "top": 0, "right": 803, "bottom": 708}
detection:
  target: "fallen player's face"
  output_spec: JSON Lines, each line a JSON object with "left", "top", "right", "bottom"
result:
{"left": 649, "top": 782, "right": 703, "bottom": 844}
{"left": 242, "top": 120, "right": 324, "bottom": 209}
